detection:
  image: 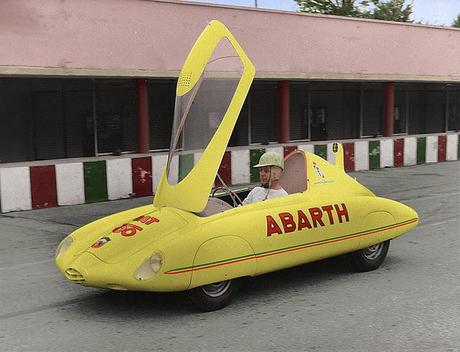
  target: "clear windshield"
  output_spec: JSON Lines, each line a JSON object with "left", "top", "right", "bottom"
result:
{"left": 167, "top": 38, "right": 243, "bottom": 184}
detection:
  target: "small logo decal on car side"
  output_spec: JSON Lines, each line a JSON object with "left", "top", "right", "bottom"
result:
{"left": 91, "top": 237, "right": 111, "bottom": 248}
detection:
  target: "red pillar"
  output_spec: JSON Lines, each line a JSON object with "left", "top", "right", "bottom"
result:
{"left": 384, "top": 82, "right": 394, "bottom": 137}
{"left": 137, "top": 79, "right": 149, "bottom": 153}
{"left": 279, "top": 80, "right": 290, "bottom": 143}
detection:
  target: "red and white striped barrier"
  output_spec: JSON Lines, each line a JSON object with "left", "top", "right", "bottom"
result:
{"left": 0, "top": 133, "right": 458, "bottom": 213}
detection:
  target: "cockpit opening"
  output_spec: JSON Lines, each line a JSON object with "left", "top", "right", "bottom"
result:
{"left": 196, "top": 150, "right": 308, "bottom": 217}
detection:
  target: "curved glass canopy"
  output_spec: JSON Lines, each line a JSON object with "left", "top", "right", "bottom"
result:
{"left": 167, "top": 41, "right": 243, "bottom": 184}
{"left": 154, "top": 20, "right": 255, "bottom": 213}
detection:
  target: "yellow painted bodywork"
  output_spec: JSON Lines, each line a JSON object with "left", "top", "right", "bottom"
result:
{"left": 55, "top": 145, "right": 418, "bottom": 292}
{"left": 55, "top": 20, "right": 418, "bottom": 293}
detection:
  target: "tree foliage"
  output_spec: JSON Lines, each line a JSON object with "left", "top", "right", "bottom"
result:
{"left": 453, "top": 14, "right": 460, "bottom": 28}
{"left": 295, "top": 0, "right": 366, "bottom": 17}
{"left": 295, "top": 0, "right": 413, "bottom": 22}
{"left": 371, "top": 0, "right": 412, "bottom": 22}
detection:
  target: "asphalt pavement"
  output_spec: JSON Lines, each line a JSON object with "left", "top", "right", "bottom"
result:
{"left": 1, "top": 161, "right": 459, "bottom": 352}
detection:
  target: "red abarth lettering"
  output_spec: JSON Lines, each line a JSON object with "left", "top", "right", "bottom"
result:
{"left": 266, "top": 203, "right": 350, "bottom": 237}
{"left": 279, "top": 212, "right": 296, "bottom": 233}
{"left": 309, "top": 207, "right": 325, "bottom": 227}
{"left": 297, "top": 210, "right": 312, "bottom": 230}
{"left": 266, "top": 215, "right": 283, "bottom": 237}
{"left": 334, "top": 203, "right": 349, "bottom": 223}
{"left": 321, "top": 205, "right": 335, "bottom": 225}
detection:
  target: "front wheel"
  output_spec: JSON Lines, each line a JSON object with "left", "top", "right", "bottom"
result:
{"left": 348, "top": 240, "right": 390, "bottom": 272}
{"left": 188, "top": 279, "right": 241, "bottom": 312}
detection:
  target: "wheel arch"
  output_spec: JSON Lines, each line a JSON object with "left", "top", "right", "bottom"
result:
{"left": 359, "top": 211, "right": 396, "bottom": 249}
{"left": 189, "top": 235, "right": 256, "bottom": 289}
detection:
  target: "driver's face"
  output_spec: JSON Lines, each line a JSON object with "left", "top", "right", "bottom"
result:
{"left": 259, "top": 166, "right": 271, "bottom": 185}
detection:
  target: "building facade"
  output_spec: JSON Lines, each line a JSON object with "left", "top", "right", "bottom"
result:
{"left": 1, "top": 0, "right": 459, "bottom": 212}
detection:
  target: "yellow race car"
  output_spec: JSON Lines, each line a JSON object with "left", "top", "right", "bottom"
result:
{"left": 55, "top": 20, "right": 418, "bottom": 311}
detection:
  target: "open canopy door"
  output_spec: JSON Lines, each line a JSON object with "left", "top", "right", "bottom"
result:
{"left": 153, "top": 20, "right": 255, "bottom": 213}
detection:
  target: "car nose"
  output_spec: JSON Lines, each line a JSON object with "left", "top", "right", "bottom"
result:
{"left": 64, "top": 252, "right": 101, "bottom": 286}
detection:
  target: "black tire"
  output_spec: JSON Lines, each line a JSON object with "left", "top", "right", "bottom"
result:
{"left": 349, "top": 240, "right": 390, "bottom": 272}
{"left": 188, "top": 279, "right": 241, "bottom": 312}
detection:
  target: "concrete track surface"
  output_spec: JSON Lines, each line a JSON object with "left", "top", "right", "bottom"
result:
{"left": 1, "top": 161, "right": 459, "bottom": 352}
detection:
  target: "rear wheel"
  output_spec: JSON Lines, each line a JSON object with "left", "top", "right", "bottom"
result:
{"left": 349, "top": 240, "right": 390, "bottom": 272}
{"left": 188, "top": 279, "right": 241, "bottom": 312}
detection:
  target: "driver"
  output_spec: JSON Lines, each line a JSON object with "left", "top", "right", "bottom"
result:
{"left": 242, "top": 151, "right": 288, "bottom": 205}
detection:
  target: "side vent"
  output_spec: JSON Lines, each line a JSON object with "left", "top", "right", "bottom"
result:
{"left": 178, "top": 72, "right": 192, "bottom": 88}
{"left": 65, "top": 268, "right": 85, "bottom": 284}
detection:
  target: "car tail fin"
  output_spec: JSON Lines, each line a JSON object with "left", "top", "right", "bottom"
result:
{"left": 332, "top": 143, "right": 344, "bottom": 171}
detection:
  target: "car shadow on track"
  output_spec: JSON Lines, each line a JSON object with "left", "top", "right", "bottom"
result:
{"left": 240, "top": 254, "right": 403, "bottom": 300}
{"left": 65, "top": 254, "right": 403, "bottom": 317}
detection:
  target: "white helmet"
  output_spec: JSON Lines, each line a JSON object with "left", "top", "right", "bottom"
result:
{"left": 254, "top": 152, "right": 284, "bottom": 170}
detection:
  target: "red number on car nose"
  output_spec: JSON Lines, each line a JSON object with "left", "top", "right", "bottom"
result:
{"left": 112, "top": 223, "right": 143, "bottom": 237}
